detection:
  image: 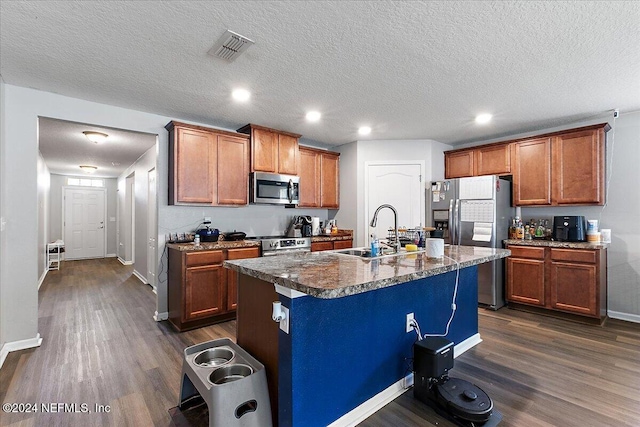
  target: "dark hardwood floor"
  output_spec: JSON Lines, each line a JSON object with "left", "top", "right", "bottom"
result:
{"left": 1, "top": 258, "right": 639, "bottom": 426}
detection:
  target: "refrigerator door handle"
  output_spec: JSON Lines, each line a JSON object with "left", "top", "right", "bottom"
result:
{"left": 454, "top": 199, "right": 460, "bottom": 245}
{"left": 448, "top": 199, "right": 454, "bottom": 245}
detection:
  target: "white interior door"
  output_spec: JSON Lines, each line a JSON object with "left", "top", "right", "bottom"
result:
{"left": 365, "top": 162, "right": 424, "bottom": 243}
{"left": 147, "top": 168, "right": 157, "bottom": 289}
{"left": 64, "top": 187, "right": 106, "bottom": 260}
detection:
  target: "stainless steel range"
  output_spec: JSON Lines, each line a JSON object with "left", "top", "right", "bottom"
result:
{"left": 254, "top": 236, "right": 311, "bottom": 256}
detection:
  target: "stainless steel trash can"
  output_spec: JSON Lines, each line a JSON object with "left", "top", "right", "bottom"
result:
{"left": 179, "top": 338, "right": 272, "bottom": 427}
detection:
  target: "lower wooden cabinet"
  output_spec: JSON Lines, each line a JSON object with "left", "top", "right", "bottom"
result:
{"left": 311, "top": 239, "right": 353, "bottom": 252}
{"left": 168, "top": 246, "right": 260, "bottom": 331}
{"left": 506, "top": 245, "right": 606, "bottom": 320}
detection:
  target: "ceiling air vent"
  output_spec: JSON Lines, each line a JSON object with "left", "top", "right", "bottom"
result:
{"left": 208, "top": 30, "right": 254, "bottom": 62}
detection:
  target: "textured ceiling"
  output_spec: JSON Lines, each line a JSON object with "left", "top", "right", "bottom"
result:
{"left": 38, "top": 118, "right": 156, "bottom": 178}
{"left": 2, "top": 1, "right": 639, "bottom": 152}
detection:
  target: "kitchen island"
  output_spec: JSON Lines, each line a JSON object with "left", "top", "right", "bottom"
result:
{"left": 225, "top": 245, "right": 510, "bottom": 427}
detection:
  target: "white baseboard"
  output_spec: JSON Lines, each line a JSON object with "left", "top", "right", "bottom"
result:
{"left": 106, "top": 253, "right": 117, "bottom": 258}
{"left": 38, "top": 269, "right": 48, "bottom": 290}
{"left": 118, "top": 257, "right": 133, "bottom": 265}
{"left": 153, "top": 311, "right": 168, "bottom": 321}
{"left": 133, "top": 270, "right": 147, "bottom": 284}
{"left": 0, "top": 333, "right": 43, "bottom": 370}
{"left": 608, "top": 310, "right": 640, "bottom": 324}
{"left": 327, "top": 334, "right": 481, "bottom": 427}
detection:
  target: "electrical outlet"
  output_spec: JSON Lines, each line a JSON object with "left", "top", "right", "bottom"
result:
{"left": 406, "top": 312, "right": 414, "bottom": 333}
{"left": 280, "top": 306, "right": 290, "bottom": 334}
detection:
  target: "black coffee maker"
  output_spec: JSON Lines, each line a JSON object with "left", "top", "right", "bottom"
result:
{"left": 553, "top": 216, "right": 587, "bottom": 242}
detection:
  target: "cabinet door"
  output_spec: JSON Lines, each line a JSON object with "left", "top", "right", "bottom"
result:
{"left": 333, "top": 240, "right": 353, "bottom": 250}
{"left": 311, "top": 241, "right": 334, "bottom": 252}
{"left": 298, "top": 148, "right": 321, "bottom": 207}
{"left": 512, "top": 138, "right": 551, "bottom": 206}
{"left": 549, "top": 261, "right": 597, "bottom": 316}
{"left": 174, "top": 127, "right": 216, "bottom": 204}
{"left": 252, "top": 128, "right": 278, "bottom": 173}
{"left": 184, "top": 264, "right": 225, "bottom": 321}
{"left": 552, "top": 129, "right": 604, "bottom": 205}
{"left": 475, "top": 143, "right": 511, "bottom": 176}
{"left": 445, "top": 150, "right": 474, "bottom": 179}
{"left": 320, "top": 153, "right": 340, "bottom": 208}
{"left": 217, "top": 135, "right": 249, "bottom": 205}
{"left": 506, "top": 257, "right": 545, "bottom": 306}
{"left": 278, "top": 134, "right": 299, "bottom": 175}
{"left": 226, "top": 247, "right": 261, "bottom": 311}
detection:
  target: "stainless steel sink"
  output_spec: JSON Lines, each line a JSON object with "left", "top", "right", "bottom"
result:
{"left": 333, "top": 247, "right": 423, "bottom": 258}
{"left": 334, "top": 248, "right": 374, "bottom": 257}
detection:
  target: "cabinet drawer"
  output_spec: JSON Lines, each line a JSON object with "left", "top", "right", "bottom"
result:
{"left": 311, "top": 241, "right": 334, "bottom": 252}
{"left": 227, "top": 247, "right": 261, "bottom": 260}
{"left": 507, "top": 245, "right": 545, "bottom": 260}
{"left": 185, "top": 250, "right": 224, "bottom": 266}
{"left": 550, "top": 248, "right": 596, "bottom": 264}
{"left": 333, "top": 240, "right": 353, "bottom": 250}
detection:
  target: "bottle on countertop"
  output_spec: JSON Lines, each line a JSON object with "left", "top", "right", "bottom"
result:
{"left": 370, "top": 233, "right": 379, "bottom": 257}
{"left": 194, "top": 234, "right": 200, "bottom": 245}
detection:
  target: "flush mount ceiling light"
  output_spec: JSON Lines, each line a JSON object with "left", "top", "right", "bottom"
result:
{"left": 306, "top": 111, "right": 321, "bottom": 122}
{"left": 358, "top": 126, "right": 372, "bottom": 136}
{"left": 83, "top": 131, "right": 108, "bottom": 143}
{"left": 232, "top": 88, "right": 251, "bottom": 102}
{"left": 79, "top": 165, "right": 98, "bottom": 173}
{"left": 208, "top": 30, "right": 255, "bottom": 62}
{"left": 475, "top": 113, "right": 493, "bottom": 125}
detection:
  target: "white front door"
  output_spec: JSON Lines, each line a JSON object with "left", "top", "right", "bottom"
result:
{"left": 147, "top": 168, "right": 157, "bottom": 289}
{"left": 64, "top": 187, "right": 106, "bottom": 260}
{"left": 365, "top": 162, "right": 424, "bottom": 243}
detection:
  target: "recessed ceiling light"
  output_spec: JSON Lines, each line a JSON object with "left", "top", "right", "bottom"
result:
{"left": 306, "top": 111, "right": 321, "bottom": 122}
{"left": 358, "top": 126, "right": 372, "bottom": 136}
{"left": 232, "top": 88, "right": 251, "bottom": 102}
{"left": 83, "top": 131, "right": 108, "bottom": 143}
{"left": 79, "top": 165, "right": 98, "bottom": 173}
{"left": 475, "top": 113, "right": 492, "bottom": 124}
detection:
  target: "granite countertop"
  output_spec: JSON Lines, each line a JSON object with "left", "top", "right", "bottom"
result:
{"left": 225, "top": 245, "right": 510, "bottom": 299}
{"left": 167, "top": 240, "right": 261, "bottom": 251}
{"left": 311, "top": 230, "right": 353, "bottom": 242}
{"left": 503, "top": 239, "right": 609, "bottom": 249}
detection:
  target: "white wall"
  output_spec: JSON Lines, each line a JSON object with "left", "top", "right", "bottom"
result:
{"left": 0, "top": 77, "right": 6, "bottom": 350}
{"left": 37, "top": 153, "right": 50, "bottom": 284}
{"left": 336, "top": 139, "right": 453, "bottom": 246}
{"left": 456, "top": 111, "right": 640, "bottom": 321}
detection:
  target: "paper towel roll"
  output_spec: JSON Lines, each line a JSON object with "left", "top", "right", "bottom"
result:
{"left": 425, "top": 238, "right": 444, "bottom": 259}
{"left": 311, "top": 217, "right": 320, "bottom": 236}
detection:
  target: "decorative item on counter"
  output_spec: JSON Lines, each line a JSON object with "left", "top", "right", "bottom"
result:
{"left": 425, "top": 238, "right": 444, "bottom": 259}
{"left": 601, "top": 229, "right": 612, "bottom": 243}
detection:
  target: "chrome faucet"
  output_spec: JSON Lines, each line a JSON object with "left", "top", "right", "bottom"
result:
{"left": 370, "top": 204, "right": 400, "bottom": 254}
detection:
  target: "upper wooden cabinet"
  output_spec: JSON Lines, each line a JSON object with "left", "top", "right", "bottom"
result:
{"left": 512, "top": 137, "right": 552, "bottom": 206}
{"left": 552, "top": 128, "right": 605, "bottom": 205}
{"left": 298, "top": 146, "right": 340, "bottom": 208}
{"left": 444, "top": 123, "right": 609, "bottom": 207}
{"left": 475, "top": 143, "right": 511, "bottom": 176}
{"left": 445, "top": 149, "right": 474, "bottom": 179}
{"left": 167, "top": 121, "right": 249, "bottom": 206}
{"left": 237, "top": 124, "right": 301, "bottom": 175}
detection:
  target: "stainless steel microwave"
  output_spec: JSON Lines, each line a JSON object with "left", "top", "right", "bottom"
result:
{"left": 250, "top": 172, "right": 300, "bottom": 205}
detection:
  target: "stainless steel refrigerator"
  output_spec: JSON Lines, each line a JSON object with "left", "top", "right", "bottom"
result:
{"left": 426, "top": 176, "right": 513, "bottom": 309}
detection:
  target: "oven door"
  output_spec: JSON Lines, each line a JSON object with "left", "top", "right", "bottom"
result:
{"left": 251, "top": 172, "right": 300, "bottom": 205}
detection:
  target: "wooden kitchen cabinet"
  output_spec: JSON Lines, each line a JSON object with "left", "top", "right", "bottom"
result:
{"left": 237, "top": 124, "right": 301, "bottom": 175}
{"left": 512, "top": 137, "right": 552, "bottom": 206}
{"left": 298, "top": 147, "right": 321, "bottom": 207}
{"left": 506, "top": 244, "right": 607, "bottom": 321}
{"left": 310, "top": 239, "right": 353, "bottom": 252}
{"left": 445, "top": 143, "right": 511, "bottom": 179}
{"left": 506, "top": 246, "right": 546, "bottom": 306}
{"left": 474, "top": 143, "right": 511, "bottom": 176}
{"left": 167, "top": 121, "right": 249, "bottom": 206}
{"left": 444, "top": 149, "right": 474, "bottom": 179}
{"left": 298, "top": 146, "right": 340, "bottom": 208}
{"left": 552, "top": 128, "right": 605, "bottom": 205}
{"left": 168, "top": 246, "right": 260, "bottom": 331}
{"left": 226, "top": 247, "right": 261, "bottom": 311}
